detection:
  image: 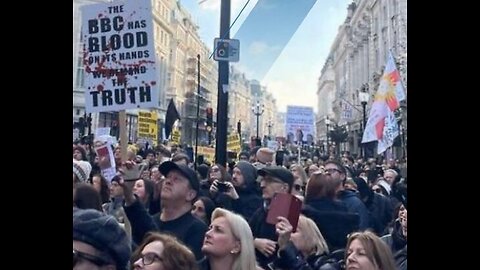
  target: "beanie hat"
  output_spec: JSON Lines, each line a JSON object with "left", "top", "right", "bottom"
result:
{"left": 377, "top": 179, "right": 391, "bottom": 195}
{"left": 73, "top": 159, "right": 92, "bottom": 182}
{"left": 73, "top": 208, "right": 131, "bottom": 270}
{"left": 235, "top": 161, "right": 258, "bottom": 187}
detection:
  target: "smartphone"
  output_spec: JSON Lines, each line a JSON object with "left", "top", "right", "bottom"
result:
{"left": 216, "top": 182, "right": 230, "bottom": 193}
{"left": 266, "top": 193, "right": 302, "bottom": 232}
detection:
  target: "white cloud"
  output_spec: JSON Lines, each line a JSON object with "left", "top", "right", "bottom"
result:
{"left": 248, "top": 41, "right": 269, "bottom": 55}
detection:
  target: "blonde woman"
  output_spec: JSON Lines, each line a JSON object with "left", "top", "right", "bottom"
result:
{"left": 200, "top": 208, "right": 261, "bottom": 270}
{"left": 345, "top": 231, "right": 396, "bottom": 270}
{"left": 270, "top": 215, "right": 334, "bottom": 270}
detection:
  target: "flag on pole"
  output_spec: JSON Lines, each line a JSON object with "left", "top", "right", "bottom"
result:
{"left": 362, "top": 51, "right": 405, "bottom": 154}
{"left": 165, "top": 99, "right": 181, "bottom": 139}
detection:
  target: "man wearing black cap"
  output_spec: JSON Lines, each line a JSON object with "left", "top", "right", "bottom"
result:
{"left": 121, "top": 161, "right": 207, "bottom": 260}
{"left": 73, "top": 208, "right": 131, "bottom": 270}
{"left": 248, "top": 165, "right": 294, "bottom": 269}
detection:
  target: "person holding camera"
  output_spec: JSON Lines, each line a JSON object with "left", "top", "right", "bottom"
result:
{"left": 209, "top": 161, "right": 262, "bottom": 221}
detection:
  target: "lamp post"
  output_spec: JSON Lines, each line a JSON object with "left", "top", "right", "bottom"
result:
{"left": 252, "top": 101, "right": 264, "bottom": 140}
{"left": 359, "top": 90, "right": 370, "bottom": 158}
{"left": 325, "top": 116, "right": 330, "bottom": 155}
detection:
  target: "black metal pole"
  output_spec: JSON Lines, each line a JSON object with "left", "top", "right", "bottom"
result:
{"left": 195, "top": 54, "right": 200, "bottom": 170}
{"left": 215, "top": 0, "right": 231, "bottom": 167}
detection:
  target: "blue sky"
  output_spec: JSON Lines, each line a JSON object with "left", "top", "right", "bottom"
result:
{"left": 182, "top": 0, "right": 351, "bottom": 112}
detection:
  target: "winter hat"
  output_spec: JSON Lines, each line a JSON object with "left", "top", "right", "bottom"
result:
{"left": 377, "top": 179, "right": 391, "bottom": 195}
{"left": 73, "top": 159, "right": 92, "bottom": 182}
{"left": 73, "top": 208, "right": 131, "bottom": 270}
{"left": 234, "top": 161, "right": 258, "bottom": 187}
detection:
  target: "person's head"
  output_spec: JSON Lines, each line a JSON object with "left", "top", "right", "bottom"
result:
{"left": 305, "top": 172, "right": 338, "bottom": 201}
{"left": 91, "top": 174, "right": 110, "bottom": 204}
{"left": 159, "top": 161, "right": 199, "bottom": 204}
{"left": 171, "top": 152, "right": 190, "bottom": 166}
{"left": 290, "top": 215, "right": 329, "bottom": 257}
{"left": 258, "top": 166, "right": 294, "bottom": 200}
{"left": 256, "top": 147, "right": 275, "bottom": 165}
{"left": 249, "top": 146, "right": 260, "bottom": 162}
{"left": 324, "top": 160, "right": 347, "bottom": 187}
{"left": 232, "top": 161, "right": 257, "bottom": 189}
{"left": 208, "top": 164, "right": 227, "bottom": 182}
{"left": 145, "top": 149, "right": 156, "bottom": 163}
{"left": 73, "top": 183, "right": 103, "bottom": 211}
{"left": 383, "top": 169, "right": 398, "bottom": 185}
{"left": 133, "top": 179, "right": 155, "bottom": 207}
{"left": 345, "top": 231, "right": 396, "bottom": 270}
{"left": 191, "top": 196, "right": 216, "bottom": 225}
{"left": 307, "top": 164, "right": 320, "bottom": 177}
{"left": 238, "top": 151, "right": 249, "bottom": 161}
{"left": 196, "top": 164, "right": 210, "bottom": 181}
{"left": 110, "top": 176, "right": 124, "bottom": 198}
{"left": 73, "top": 160, "right": 93, "bottom": 185}
{"left": 202, "top": 208, "right": 257, "bottom": 270}
{"left": 73, "top": 208, "right": 131, "bottom": 270}
{"left": 74, "top": 145, "right": 88, "bottom": 161}
{"left": 150, "top": 166, "right": 162, "bottom": 181}
{"left": 131, "top": 232, "right": 198, "bottom": 270}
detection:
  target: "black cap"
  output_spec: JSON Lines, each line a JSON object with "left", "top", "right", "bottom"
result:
{"left": 159, "top": 161, "right": 199, "bottom": 192}
{"left": 258, "top": 166, "right": 294, "bottom": 188}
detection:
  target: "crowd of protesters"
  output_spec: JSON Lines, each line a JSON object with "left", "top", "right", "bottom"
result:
{"left": 73, "top": 137, "right": 407, "bottom": 270}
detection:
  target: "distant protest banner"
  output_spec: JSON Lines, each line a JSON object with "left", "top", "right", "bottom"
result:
{"left": 285, "top": 106, "right": 315, "bottom": 144}
{"left": 81, "top": 0, "right": 158, "bottom": 113}
{"left": 137, "top": 110, "right": 158, "bottom": 146}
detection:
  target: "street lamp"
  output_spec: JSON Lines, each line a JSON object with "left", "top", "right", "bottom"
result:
{"left": 325, "top": 116, "right": 330, "bottom": 155}
{"left": 359, "top": 88, "right": 370, "bottom": 158}
{"left": 252, "top": 101, "right": 264, "bottom": 140}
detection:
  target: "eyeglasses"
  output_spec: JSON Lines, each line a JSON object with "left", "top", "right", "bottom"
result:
{"left": 137, "top": 252, "right": 163, "bottom": 266}
{"left": 324, "top": 168, "right": 342, "bottom": 174}
{"left": 294, "top": 184, "right": 305, "bottom": 192}
{"left": 73, "top": 249, "right": 112, "bottom": 267}
{"left": 373, "top": 188, "right": 382, "bottom": 193}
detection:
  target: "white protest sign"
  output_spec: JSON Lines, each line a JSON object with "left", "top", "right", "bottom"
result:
{"left": 81, "top": 0, "right": 159, "bottom": 113}
{"left": 95, "top": 142, "right": 117, "bottom": 181}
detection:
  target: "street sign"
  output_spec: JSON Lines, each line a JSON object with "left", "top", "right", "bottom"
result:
{"left": 213, "top": 38, "right": 240, "bottom": 62}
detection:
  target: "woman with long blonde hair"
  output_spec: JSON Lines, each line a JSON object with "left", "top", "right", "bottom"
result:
{"left": 200, "top": 208, "right": 261, "bottom": 270}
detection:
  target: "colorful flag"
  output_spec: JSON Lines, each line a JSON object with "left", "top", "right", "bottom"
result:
{"left": 362, "top": 51, "right": 405, "bottom": 154}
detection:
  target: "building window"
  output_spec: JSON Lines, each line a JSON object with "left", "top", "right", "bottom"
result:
{"left": 76, "top": 109, "right": 81, "bottom": 115}
{"left": 76, "top": 56, "right": 84, "bottom": 88}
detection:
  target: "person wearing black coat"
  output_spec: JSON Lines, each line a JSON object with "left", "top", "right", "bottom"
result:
{"left": 210, "top": 161, "right": 262, "bottom": 221}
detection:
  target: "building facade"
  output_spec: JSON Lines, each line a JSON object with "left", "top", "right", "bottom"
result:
{"left": 316, "top": 0, "right": 407, "bottom": 158}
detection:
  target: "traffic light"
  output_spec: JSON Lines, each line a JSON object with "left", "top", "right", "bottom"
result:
{"left": 206, "top": 107, "right": 213, "bottom": 128}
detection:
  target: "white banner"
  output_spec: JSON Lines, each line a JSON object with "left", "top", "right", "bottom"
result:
{"left": 285, "top": 106, "right": 315, "bottom": 144}
{"left": 81, "top": 0, "right": 159, "bottom": 113}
